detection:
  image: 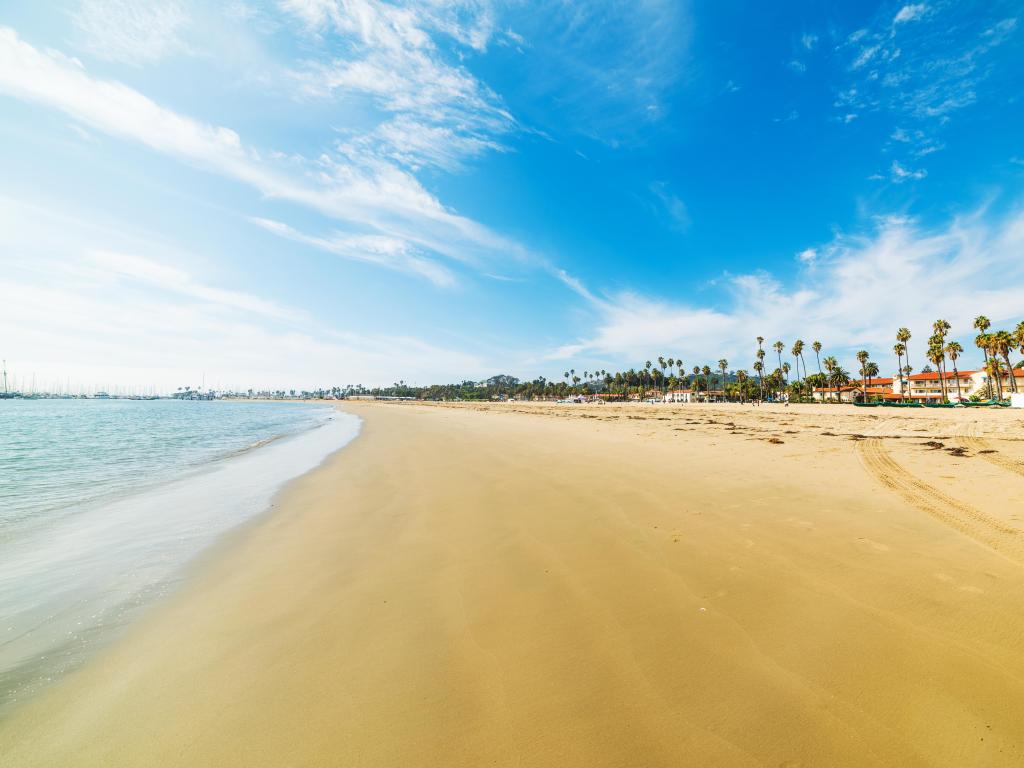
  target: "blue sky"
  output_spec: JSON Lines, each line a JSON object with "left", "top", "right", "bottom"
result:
{"left": 1, "top": 0, "right": 1022, "bottom": 391}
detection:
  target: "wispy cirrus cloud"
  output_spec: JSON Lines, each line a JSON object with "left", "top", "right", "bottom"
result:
{"left": 70, "top": 0, "right": 191, "bottom": 65}
{"left": 0, "top": 197, "right": 491, "bottom": 390}
{"left": 0, "top": 25, "right": 525, "bottom": 283}
{"left": 282, "top": 0, "right": 515, "bottom": 173}
{"left": 548, "top": 206, "right": 1024, "bottom": 372}
{"left": 502, "top": 0, "right": 693, "bottom": 143}
{"left": 249, "top": 217, "right": 455, "bottom": 286}
{"left": 834, "top": 2, "right": 1018, "bottom": 179}
{"left": 648, "top": 181, "right": 691, "bottom": 232}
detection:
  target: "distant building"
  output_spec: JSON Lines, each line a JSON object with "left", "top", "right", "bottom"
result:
{"left": 812, "top": 385, "right": 863, "bottom": 403}
{"left": 664, "top": 389, "right": 693, "bottom": 403}
{"left": 905, "top": 370, "right": 978, "bottom": 402}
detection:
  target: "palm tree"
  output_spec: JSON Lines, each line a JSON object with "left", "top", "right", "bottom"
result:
{"left": 702, "top": 365, "right": 713, "bottom": 401}
{"left": 988, "top": 355, "right": 1006, "bottom": 400}
{"left": 791, "top": 340, "right": 804, "bottom": 384}
{"left": 973, "top": 316, "right": 992, "bottom": 398}
{"left": 755, "top": 344, "right": 766, "bottom": 399}
{"left": 933, "top": 319, "right": 952, "bottom": 392}
{"left": 893, "top": 342, "right": 906, "bottom": 399}
{"left": 993, "top": 330, "right": 1018, "bottom": 393}
{"left": 822, "top": 355, "right": 839, "bottom": 402}
{"left": 718, "top": 359, "right": 729, "bottom": 401}
{"left": 692, "top": 366, "right": 700, "bottom": 396}
{"left": 896, "top": 327, "right": 912, "bottom": 375}
{"left": 667, "top": 357, "right": 675, "bottom": 383}
{"left": 1016, "top": 321, "right": 1024, "bottom": 371}
{"left": 812, "top": 341, "right": 823, "bottom": 377}
{"left": 856, "top": 350, "right": 869, "bottom": 397}
{"left": 866, "top": 361, "right": 879, "bottom": 389}
{"left": 926, "top": 339, "right": 945, "bottom": 402}
{"left": 773, "top": 341, "right": 784, "bottom": 378}
{"left": 946, "top": 341, "right": 964, "bottom": 402}
{"left": 782, "top": 361, "right": 791, "bottom": 388}
{"left": 735, "top": 369, "right": 749, "bottom": 403}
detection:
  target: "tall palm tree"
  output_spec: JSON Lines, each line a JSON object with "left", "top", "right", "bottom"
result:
{"left": 752, "top": 360, "right": 763, "bottom": 399}
{"left": 974, "top": 316, "right": 992, "bottom": 398}
{"left": 822, "top": 355, "right": 839, "bottom": 402}
{"left": 667, "top": 357, "right": 675, "bottom": 383}
{"left": 782, "top": 361, "right": 791, "bottom": 388}
{"left": 773, "top": 341, "right": 784, "bottom": 378}
{"left": 812, "top": 341, "right": 823, "bottom": 377}
{"left": 692, "top": 365, "right": 700, "bottom": 396}
{"left": 946, "top": 341, "right": 964, "bottom": 402}
{"left": 926, "top": 339, "right": 945, "bottom": 402}
{"left": 856, "top": 350, "right": 869, "bottom": 394}
{"left": 988, "top": 355, "right": 1006, "bottom": 400}
{"left": 702, "top": 365, "right": 713, "bottom": 401}
{"left": 993, "top": 330, "right": 1018, "bottom": 393}
{"left": 791, "top": 340, "right": 804, "bottom": 384}
{"left": 718, "top": 359, "right": 729, "bottom": 401}
{"left": 896, "top": 327, "right": 912, "bottom": 375}
{"left": 1016, "top": 321, "right": 1024, "bottom": 370}
{"left": 975, "top": 332, "right": 993, "bottom": 398}
{"left": 894, "top": 342, "right": 906, "bottom": 399}
{"left": 735, "top": 369, "right": 748, "bottom": 403}
{"left": 866, "top": 361, "right": 879, "bottom": 389}
{"left": 933, "top": 319, "right": 951, "bottom": 391}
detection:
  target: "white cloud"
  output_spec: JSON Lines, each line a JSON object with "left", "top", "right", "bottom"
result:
{"left": 283, "top": 0, "right": 514, "bottom": 174}
{"left": 496, "top": 0, "right": 692, "bottom": 143}
{"left": 894, "top": 4, "right": 928, "bottom": 24}
{"left": 890, "top": 159, "right": 926, "bottom": 182}
{"left": 547, "top": 208, "right": 1024, "bottom": 373}
{"left": 71, "top": 0, "right": 191, "bottom": 65}
{"left": 801, "top": 33, "right": 818, "bottom": 50}
{"left": 83, "top": 249, "right": 307, "bottom": 322}
{"left": 249, "top": 217, "right": 455, "bottom": 286}
{"left": 788, "top": 59, "right": 806, "bottom": 73}
{"left": 796, "top": 248, "right": 817, "bottom": 264}
{"left": 0, "top": 198, "right": 489, "bottom": 390}
{"left": 648, "top": 181, "right": 691, "bottom": 232}
{"left": 0, "top": 26, "right": 526, "bottom": 282}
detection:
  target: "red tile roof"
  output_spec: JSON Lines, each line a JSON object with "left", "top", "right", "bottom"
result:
{"left": 908, "top": 370, "right": 977, "bottom": 381}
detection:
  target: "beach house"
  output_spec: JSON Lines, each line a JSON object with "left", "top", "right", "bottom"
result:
{"left": 905, "top": 370, "right": 979, "bottom": 402}
{"left": 664, "top": 389, "right": 694, "bottom": 403}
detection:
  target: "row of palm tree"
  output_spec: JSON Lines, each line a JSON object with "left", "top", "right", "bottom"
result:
{"left": 342, "top": 316, "right": 1024, "bottom": 403}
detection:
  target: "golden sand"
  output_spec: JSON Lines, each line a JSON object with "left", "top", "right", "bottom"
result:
{"left": 3, "top": 401, "right": 1024, "bottom": 766}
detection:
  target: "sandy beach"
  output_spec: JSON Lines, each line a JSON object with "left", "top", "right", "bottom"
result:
{"left": 3, "top": 401, "right": 1024, "bottom": 766}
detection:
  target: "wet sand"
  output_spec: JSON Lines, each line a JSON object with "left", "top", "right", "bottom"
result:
{"left": 3, "top": 401, "right": 1024, "bottom": 766}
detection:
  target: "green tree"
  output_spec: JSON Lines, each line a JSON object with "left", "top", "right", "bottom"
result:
{"left": 896, "top": 327, "right": 912, "bottom": 376}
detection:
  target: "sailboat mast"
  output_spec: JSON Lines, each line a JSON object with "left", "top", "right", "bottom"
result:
{"left": 2, "top": 360, "right": 7, "bottom": 394}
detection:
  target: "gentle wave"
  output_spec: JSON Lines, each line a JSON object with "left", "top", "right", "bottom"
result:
{"left": 0, "top": 401, "right": 360, "bottom": 713}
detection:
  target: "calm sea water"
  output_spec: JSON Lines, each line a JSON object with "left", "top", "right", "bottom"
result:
{"left": 0, "top": 399, "right": 360, "bottom": 711}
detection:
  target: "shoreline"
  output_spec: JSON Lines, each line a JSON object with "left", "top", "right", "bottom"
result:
{"left": 2, "top": 402, "right": 1024, "bottom": 766}
{"left": 0, "top": 403, "right": 360, "bottom": 717}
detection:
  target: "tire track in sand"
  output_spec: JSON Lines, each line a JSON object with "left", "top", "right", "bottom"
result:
{"left": 957, "top": 422, "right": 1024, "bottom": 478}
{"left": 857, "top": 437, "right": 1024, "bottom": 565}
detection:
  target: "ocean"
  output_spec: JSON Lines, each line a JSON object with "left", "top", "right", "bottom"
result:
{"left": 0, "top": 398, "right": 360, "bottom": 711}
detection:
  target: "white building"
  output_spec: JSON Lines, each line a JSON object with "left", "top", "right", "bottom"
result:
{"left": 664, "top": 389, "right": 694, "bottom": 403}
